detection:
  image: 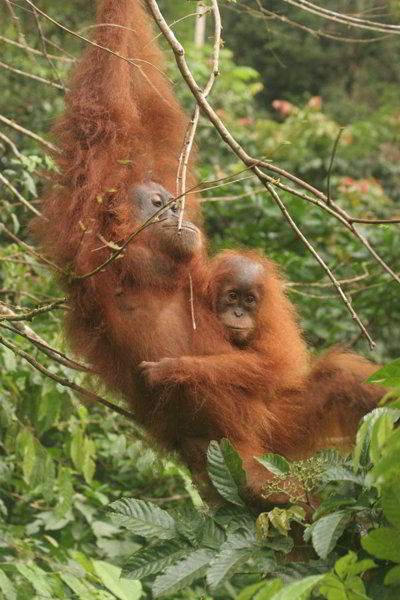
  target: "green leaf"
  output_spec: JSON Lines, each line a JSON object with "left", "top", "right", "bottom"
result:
{"left": 237, "top": 579, "right": 284, "bottom": 600}
{"left": 55, "top": 466, "right": 73, "bottom": 518}
{"left": 61, "top": 573, "right": 114, "bottom": 599}
{"left": 122, "top": 539, "right": 190, "bottom": 579}
{"left": 271, "top": 574, "right": 326, "bottom": 600}
{"left": 220, "top": 439, "right": 247, "bottom": 488}
{"left": 366, "top": 447, "right": 400, "bottom": 486}
{"left": 311, "top": 512, "right": 351, "bottom": 559}
{"left": 334, "top": 551, "right": 376, "bottom": 578}
{"left": 367, "top": 359, "right": 400, "bottom": 387}
{"left": 268, "top": 507, "right": 293, "bottom": 535}
{"left": 70, "top": 426, "right": 85, "bottom": 472}
{"left": 83, "top": 437, "right": 96, "bottom": 484}
{"left": 319, "top": 574, "right": 346, "bottom": 600}
{"left": 237, "top": 581, "right": 266, "bottom": 600}
{"left": 320, "top": 466, "right": 363, "bottom": 485}
{"left": 370, "top": 412, "right": 393, "bottom": 464}
{"left": 152, "top": 549, "right": 215, "bottom": 597}
{"left": 207, "top": 545, "right": 255, "bottom": 592}
{"left": 207, "top": 440, "right": 246, "bottom": 506}
{"left": 16, "top": 564, "right": 53, "bottom": 598}
{"left": 93, "top": 560, "right": 142, "bottom": 600}
{"left": 361, "top": 527, "right": 400, "bottom": 562}
{"left": 253, "top": 579, "right": 284, "bottom": 599}
{"left": 254, "top": 453, "right": 290, "bottom": 476}
{"left": 382, "top": 481, "right": 400, "bottom": 529}
{"left": 201, "top": 515, "right": 226, "bottom": 550}
{"left": 107, "top": 498, "right": 177, "bottom": 539}
{"left": 385, "top": 565, "right": 400, "bottom": 585}
{"left": 0, "top": 569, "right": 17, "bottom": 600}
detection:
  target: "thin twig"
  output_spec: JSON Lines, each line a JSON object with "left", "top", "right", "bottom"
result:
{"left": 0, "top": 60, "right": 66, "bottom": 90}
{"left": 0, "top": 224, "right": 67, "bottom": 275}
{"left": 0, "top": 305, "right": 89, "bottom": 372}
{"left": 326, "top": 127, "right": 344, "bottom": 204}
{"left": 4, "top": 0, "right": 36, "bottom": 62}
{"left": 259, "top": 175, "right": 376, "bottom": 349}
{"left": 0, "top": 34, "right": 75, "bottom": 62}
{"left": 0, "top": 299, "right": 65, "bottom": 323}
{"left": 0, "top": 131, "right": 24, "bottom": 160}
{"left": 0, "top": 172, "right": 42, "bottom": 216}
{"left": 0, "top": 114, "right": 59, "bottom": 153}
{"left": 280, "top": 0, "right": 400, "bottom": 34}
{"left": 177, "top": 0, "right": 221, "bottom": 230}
{"left": 31, "top": 4, "right": 64, "bottom": 87}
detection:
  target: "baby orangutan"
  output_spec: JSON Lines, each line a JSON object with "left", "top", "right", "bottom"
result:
{"left": 141, "top": 250, "right": 384, "bottom": 507}
{"left": 208, "top": 250, "right": 384, "bottom": 458}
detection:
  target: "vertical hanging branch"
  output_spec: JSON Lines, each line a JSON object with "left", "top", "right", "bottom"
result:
{"left": 176, "top": 0, "right": 221, "bottom": 230}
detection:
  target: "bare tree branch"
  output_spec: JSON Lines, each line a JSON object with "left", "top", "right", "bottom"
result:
{"left": 0, "top": 171, "right": 41, "bottom": 217}
{"left": 0, "top": 305, "right": 89, "bottom": 372}
{"left": 0, "top": 114, "right": 59, "bottom": 153}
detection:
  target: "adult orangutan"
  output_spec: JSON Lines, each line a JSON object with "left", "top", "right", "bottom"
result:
{"left": 30, "top": 0, "right": 206, "bottom": 450}
{"left": 29, "top": 0, "right": 284, "bottom": 495}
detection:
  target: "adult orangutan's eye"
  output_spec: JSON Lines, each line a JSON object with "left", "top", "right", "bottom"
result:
{"left": 152, "top": 195, "right": 163, "bottom": 208}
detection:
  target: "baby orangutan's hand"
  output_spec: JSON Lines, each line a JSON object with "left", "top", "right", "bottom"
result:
{"left": 138, "top": 357, "right": 180, "bottom": 387}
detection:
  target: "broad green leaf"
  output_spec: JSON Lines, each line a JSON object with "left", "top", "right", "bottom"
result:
{"left": 93, "top": 560, "right": 142, "bottom": 600}
{"left": 320, "top": 467, "right": 363, "bottom": 485}
{"left": 370, "top": 413, "right": 393, "bottom": 464}
{"left": 361, "top": 527, "right": 400, "bottom": 562}
{"left": 253, "top": 579, "right": 284, "bottom": 599}
{"left": 335, "top": 551, "right": 376, "bottom": 578}
{"left": 220, "top": 439, "right": 247, "bottom": 488}
{"left": 385, "top": 565, "right": 400, "bottom": 585}
{"left": 255, "top": 453, "right": 290, "bottom": 476}
{"left": 61, "top": 573, "right": 114, "bottom": 599}
{"left": 152, "top": 549, "right": 215, "bottom": 597}
{"left": 354, "top": 408, "right": 399, "bottom": 469}
{"left": 367, "top": 359, "right": 400, "bottom": 387}
{"left": 271, "top": 574, "right": 326, "bottom": 600}
{"left": 0, "top": 569, "right": 17, "bottom": 600}
{"left": 122, "top": 539, "right": 190, "bottom": 579}
{"left": 319, "top": 574, "right": 346, "bottom": 600}
{"left": 70, "top": 426, "right": 85, "bottom": 472}
{"left": 382, "top": 481, "right": 400, "bottom": 529}
{"left": 55, "top": 466, "right": 73, "bottom": 518}
{"left": 346, "top": 575, "right": 366, "bottom": 600}
{"left": 107, "top": 498, "right": 177, "bottom": 539}
{"left": 237, "top": 579, "right": 283, "bottom": 600}
{"left": 207, "top": 440, "right": 245, "bottom": 506}
{"left": 311, "top": 512, "right": 351, "bottom": 559}
{"left": 207, "top": 545, "right": 255, "bottom": 592}
{"left": 268, "top": 507, "right": 293, "bottom": 535}
{"left": 366, "top": 448, "right": 400, "bottom": 486}
{"left": 201, "top": 515, "right": 226, "bottom": 549}
{"left": 83, "top": 437, "right": 96, "bottom": 484}
{"left": 16, "top": 564, "right": 53, "bottom": 598}
{"left": 236, "top": 581, "right": 266, "bottom": 600}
